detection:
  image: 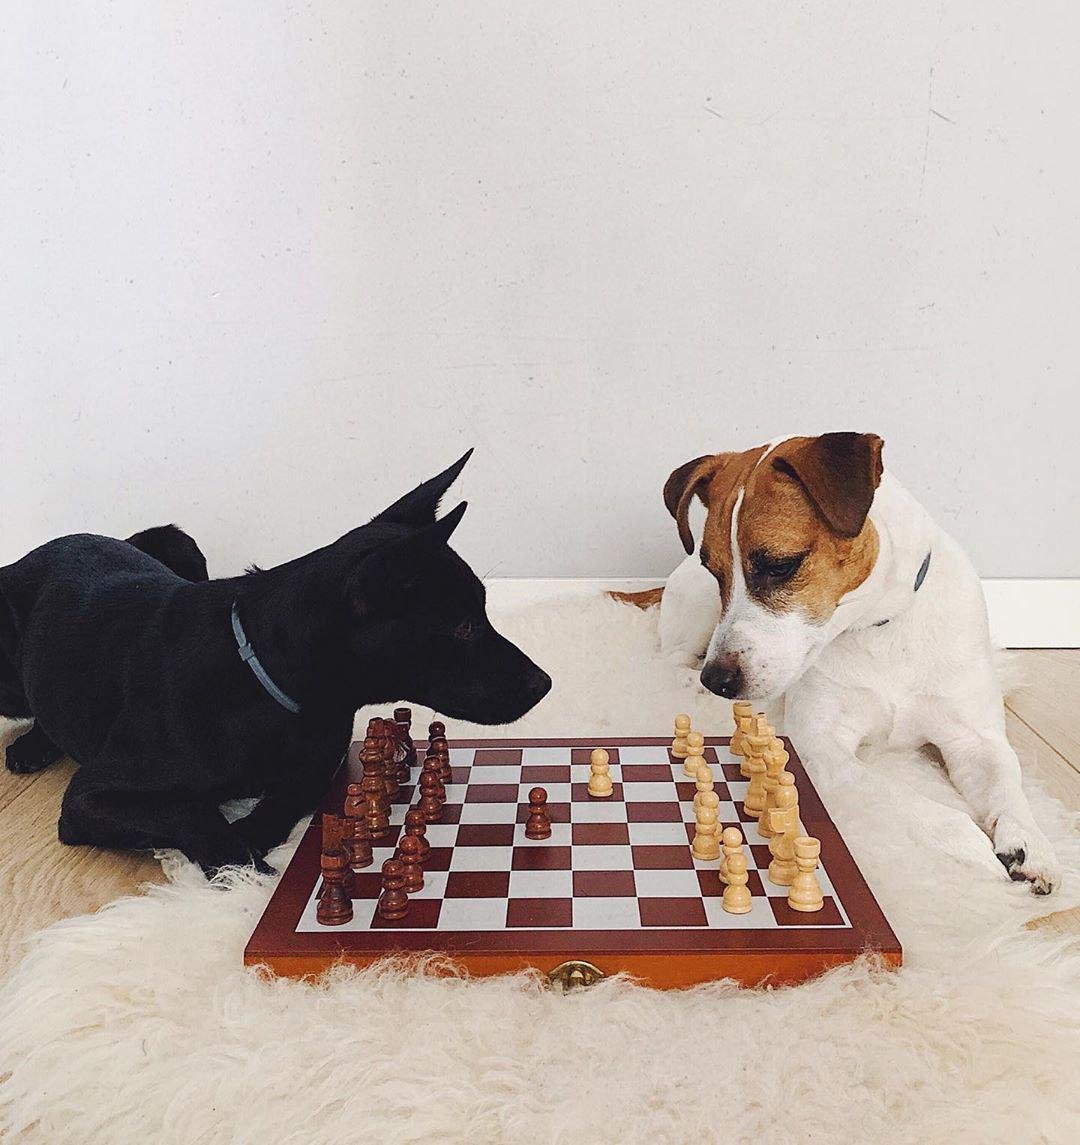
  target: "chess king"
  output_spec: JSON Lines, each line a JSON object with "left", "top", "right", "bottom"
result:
{"left": 614, "top": 432, "right": 1059, "bottom": 894}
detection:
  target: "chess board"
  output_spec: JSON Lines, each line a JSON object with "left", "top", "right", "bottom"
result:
{"left": 244, "top": 738, "right": 901, "bottom": 988}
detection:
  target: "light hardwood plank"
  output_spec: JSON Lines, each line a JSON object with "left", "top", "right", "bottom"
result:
{"left": 1006, "top": 649, "right": 1080, "bottom": 773}
{"left": 1006, "top": 709, "right": 1080, "bottom": 811}
{"left": 0, "top": 760, "right": 164, "bottom": 979}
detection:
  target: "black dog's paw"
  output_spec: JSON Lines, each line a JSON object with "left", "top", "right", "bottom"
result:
{"left": 5, "top": 732, "right": 64, "bottom": 774}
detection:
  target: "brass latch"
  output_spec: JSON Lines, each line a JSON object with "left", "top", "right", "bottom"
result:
{"left": 547, "top": 960, "right": 606, "bottom": 991}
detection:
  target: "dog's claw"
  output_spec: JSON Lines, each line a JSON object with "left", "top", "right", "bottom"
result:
{"left": 993, "top": 818, "right": 1060, "bottom": 895}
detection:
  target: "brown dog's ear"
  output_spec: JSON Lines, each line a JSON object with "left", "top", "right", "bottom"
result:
{"left": 663, "top": 455, "right": 727, "bottom": 554}
{"left": 773, "top": 433, "right": 884, "bottom": 538}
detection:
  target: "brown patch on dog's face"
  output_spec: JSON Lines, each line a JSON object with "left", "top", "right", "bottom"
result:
{"left": 738, "top": 451, "right": 880, "bottom": 623}
{"left": 663, "top": 433, "right": 883, "bottom": 625}
{"left": 664, "top": 447, "right": 768, "bottom": 610}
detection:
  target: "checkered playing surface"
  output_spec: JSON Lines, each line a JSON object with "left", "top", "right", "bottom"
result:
{"left": 297, "top": 743, "right": 849, "bottom": 933}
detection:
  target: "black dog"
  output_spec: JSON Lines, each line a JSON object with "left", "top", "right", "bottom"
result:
{"left": 0, "top": 452, "right": 551, "bottom": 872}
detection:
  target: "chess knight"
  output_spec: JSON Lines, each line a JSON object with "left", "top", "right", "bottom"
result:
{"left": 613, "top": 432, "right": 1059, "bottom": 895}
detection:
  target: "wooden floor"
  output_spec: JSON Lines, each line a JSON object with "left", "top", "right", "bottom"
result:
{"left": 1, "top": 650, "right": 1079, "bottom": 978}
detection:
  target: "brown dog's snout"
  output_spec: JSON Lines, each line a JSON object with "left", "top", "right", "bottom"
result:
{"left": 700, "top": 653, "right": 744, "bottom": 700}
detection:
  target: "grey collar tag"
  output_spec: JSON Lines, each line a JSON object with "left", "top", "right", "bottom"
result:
{"left": 230, "top": 601, "right": 301, "bottom": 715}
{"left": 874, "top": 550, "right": 932, "bottom": 628}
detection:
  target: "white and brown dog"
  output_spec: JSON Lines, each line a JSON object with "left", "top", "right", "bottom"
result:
{"left": 621, "top": 432, "right": 1058, "bottom": 894}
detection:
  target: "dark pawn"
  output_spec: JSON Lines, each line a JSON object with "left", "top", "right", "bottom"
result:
{"left": 418, "top": 771, "right": 443, "bottom": 823}
{"left": 397, "top": 833, "right": 425, "bottom": 893}
{"left": 422, "top": 755, "right": 446, "bottom": 804}
{"left": 525, "top": 786, "right": 552, "bottom": 840}
{"left": 427, "top": 719, "right": 446, "bottom": 742}
{"left": 404, "top": 808, "right": 431, "bottom": 862}
{"left": 343, "top": 782, "right": 374, "bottom": 868}
{"left": 377, "top": 858, "right": 409, "bottom": 920}
{"left": 317, "top": 815, "right": 354, "bottom": 925}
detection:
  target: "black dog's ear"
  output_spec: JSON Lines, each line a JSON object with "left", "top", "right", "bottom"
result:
{"left": 373, "top": 449, "right": 473, "bottom": 528}
{"left": 348, "top": 502, "right": 469, "bottom": 609}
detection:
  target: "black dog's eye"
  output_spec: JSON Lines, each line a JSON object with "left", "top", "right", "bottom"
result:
{"left": 750, "top": 550, "right": 807, "bottom": 585}
{"left": 453, "top": 619, "right": 477, "bottom": 641}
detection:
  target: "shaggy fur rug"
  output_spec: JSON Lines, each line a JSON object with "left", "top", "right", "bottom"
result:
{"left": 1, "top": 595, "right": 1079, "bottom": 1144}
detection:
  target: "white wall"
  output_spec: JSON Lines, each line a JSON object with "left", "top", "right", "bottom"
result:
{"left": 2, "top": 2, "right": 1077, "bottom": 579}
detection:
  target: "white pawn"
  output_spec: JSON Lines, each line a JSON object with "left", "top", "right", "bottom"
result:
{"left": 691, "top": 791, "right": 721, "bottom": 861}
{"left": 722, "top": 851, "right": 752, "bottom": 914}
{"left": 693, "top": 761, "right": 715, "bottom": 814}
{"left": 588, "top": 748, "right": 613, "bottom": 798}
{"left": 671, "top": 714, "right": 692, "bottom": 759}
{"left": 719, "top": 826, "right": 743, "bottom": 885}
{"left": 682, "top": 731, "right": 706, "bottom": 777}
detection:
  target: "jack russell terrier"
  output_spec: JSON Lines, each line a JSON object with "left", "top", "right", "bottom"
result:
{"left": 616, "top": 432, "right": 1058, "bottom": 895}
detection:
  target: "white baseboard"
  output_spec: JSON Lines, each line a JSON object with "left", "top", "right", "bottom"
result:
{"left": 485, "top": 577, "right": 1080, "bottom": 649}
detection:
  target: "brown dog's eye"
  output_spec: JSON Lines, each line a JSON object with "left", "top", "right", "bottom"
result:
{"left": 750, "top": 550, "right": 807, "bottom": 585}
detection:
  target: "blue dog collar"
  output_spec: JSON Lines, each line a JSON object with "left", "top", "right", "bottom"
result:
{"left": 874, "top": 550, "right": 932, "bottom": 628}
{"left": 230, "top": 601, "right": 301, "bottom": 715}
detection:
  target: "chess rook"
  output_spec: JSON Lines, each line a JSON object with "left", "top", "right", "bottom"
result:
{"left": 788, "top": 837, "right": 824, "bottom": 912}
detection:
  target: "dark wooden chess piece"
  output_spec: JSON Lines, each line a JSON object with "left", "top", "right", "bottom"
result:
{"left": 373, "top": 718, "right": 398, "bottom": 801}
{"left": 343, "top": 782, "right": 373, "bottom": 869}
{"left": 361, "top": 738, "right": 390, "bottom": 838}
{"left": 404, "top": 808, "right": 431, "bottom": 862}
{"left": 394, "top": 707, "right": 417, "bottom": 774}
{"left": 421, "top": 755, "right": 446, "bottom": 804}
{"left": 428, "top": 719, "right": 445, "bottom": 744}
{"left": 317, "top": 815, "right": 354, "bottom": 926}
{"left": 525, "top": 787, "right": 552, "bottom": 840}
{"left": 396, "top": 834, "right": 425, "bottom": 893}
{"left": 418, "top": 770, "right": 443, "bottom": 823}
{"left": 377, "top": 858, "right": 409, "bottom": 920}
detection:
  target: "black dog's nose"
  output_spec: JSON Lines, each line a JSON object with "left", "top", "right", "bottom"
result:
{"left": 700, "top": 656, "right": 744, "bottom": 699}
{"left": 529, "top": 669, "right": 553, "bottom": 703}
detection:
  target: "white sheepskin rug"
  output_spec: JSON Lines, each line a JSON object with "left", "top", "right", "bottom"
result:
{"left": 2, "top": 595, "right": 1079, "bottom": 1144}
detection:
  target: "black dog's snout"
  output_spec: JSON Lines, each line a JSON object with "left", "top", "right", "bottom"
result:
{"left": 528, "top": 669, "right": 553, "bottom": 704}
{"left": 700, "top": 656, "right": 744, "bottom": 700}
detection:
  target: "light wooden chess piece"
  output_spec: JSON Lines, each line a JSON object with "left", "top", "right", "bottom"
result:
{"left": 719, "top": 826, "right": 743, "bottom": 885}
{"left": 691, "top": 790, "right": 721, "bottom": 860}
{"left": 693, "top": 761, "right": 715, "bottom": 814}
{"left": 682, "top": 731, "right": 706, "bottom": 777}
{"left": 588, "top": 748, "right": 613, "bottom": 798}
{"left": 722, "top": 850, "right": 752, "bottom": 914}
{"left": 671, "top": 714, "right": 692, "bottom": 759}
{"left": 730, "top": 700, "right": 752, "bottom": 755}
{"left": 757, "top": 738, "right": 789, "bottom": 840}
{"left": 788, "top": 837, "right": 824, "bottom": 912}
{"left": 742, "top": 715, "right": 771, "bottom": 820}
{"left": 731, "top": 702, "right": 754, "bottom": 776}
{"left": 767, "top": 773, "right": 800, "bottom": 886}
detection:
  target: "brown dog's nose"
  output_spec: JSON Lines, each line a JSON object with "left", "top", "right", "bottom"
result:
{"left": 700, "top": 655, "right": 744, "bottom": 699}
